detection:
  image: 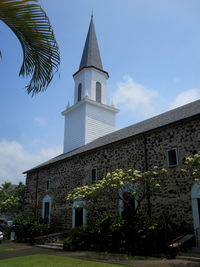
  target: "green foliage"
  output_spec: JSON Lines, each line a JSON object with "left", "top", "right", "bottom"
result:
{"left": 64, "top": 210, "right": 192, "bottom": 256}
{"left": 182, "top": 151, "right": 200, "bottom": 182}
{"left": 87, "top": 213, "right": 125, "bottom": 252}
{"left": 0, "top": 182, "right": 25, "bottom": 214}
{"left": 122, "top": 210, "right": 160, "bottom": 255}
{"left": 64, "top": 212, "right": 169, "bottom": 255}
{"left": 65, "top": 168, "right": 169, "bottom": 255}
{"left": 64, "top": 213, "right": 124, "bottom": 252}
{"left": 66, "top": 168, "right": 167, "bottom": 215}
{"left": 3, "top": 226, "right": 13, "bottom": 240}
{"left": 10, "top": 215, "right": 49, "bottom": 243}
{"left": 63, "top": 226, "right": 88, "bottom": 251}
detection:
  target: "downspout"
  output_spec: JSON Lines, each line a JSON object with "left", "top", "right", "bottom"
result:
{"left": 143, "top": 134, "right": 151, "bottom": 217}
{"left": 143, "top": 134, "right": 148, "bottom": 171}
{"left": 35, "top": 171, "right": 39, "bottom": 219}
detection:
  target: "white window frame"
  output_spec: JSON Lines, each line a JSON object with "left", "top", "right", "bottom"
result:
{"left": 72, "top": 200, "right": 86, "bottom": 228}
{"left": 191, "top": 182, "right": 200, "bottom": 248}
{"left": 191, "top": 182, "right": 200, "bottom": 230}
{"left": 166, "top": 147, "right": 178, "bottom": 168}
{"left": 42, "top": 195, "right": 52, "bottom": 224}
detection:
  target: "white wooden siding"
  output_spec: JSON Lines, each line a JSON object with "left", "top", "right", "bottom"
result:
{"left": 63, "top": 104, "right": 86, "bottom": 153}
{"left": 85, "top": 102, "right": 116, "bottom": 144}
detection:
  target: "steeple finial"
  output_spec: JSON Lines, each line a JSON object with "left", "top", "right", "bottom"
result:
{"left": 91, "top": 10, "right": 93, "bottom": 19}
{"left": 79, "top": 16, "right": 103, "bottom": 70}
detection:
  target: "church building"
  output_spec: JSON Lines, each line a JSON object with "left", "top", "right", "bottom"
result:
{"left": 24, "top": 17, "right": 200, "bottom": 244}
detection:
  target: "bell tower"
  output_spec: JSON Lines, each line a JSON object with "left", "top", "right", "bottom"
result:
{"left": 62, "top": 17, "right": 119, "bottom": 153}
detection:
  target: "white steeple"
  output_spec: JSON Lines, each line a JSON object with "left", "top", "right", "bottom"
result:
{"left": 62, "top": 17, "right": 119, "bottom": 153}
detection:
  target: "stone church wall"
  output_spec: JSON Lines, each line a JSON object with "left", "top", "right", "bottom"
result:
{"left": 24, "top": 116, "right": 200, "bottom": 231}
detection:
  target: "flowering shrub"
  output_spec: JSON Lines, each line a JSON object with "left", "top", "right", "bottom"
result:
{"left": 182, "top": 151, "right": 200, "bottom": 182}
{"left": 65, "top": 168, "right": 170, "bottom": 255}
{"left": 67, "top": 168, "right": 167, "bottom": 216}
{"left": 0, "top": 182, "right": 25, "bottom": 214}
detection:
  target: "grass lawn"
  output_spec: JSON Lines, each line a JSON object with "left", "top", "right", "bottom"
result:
{"left": 0, "top": 245, "right": 13, "bottom": 252}
{"left": 0, "top": 254, "right": 129, "bottom": 267}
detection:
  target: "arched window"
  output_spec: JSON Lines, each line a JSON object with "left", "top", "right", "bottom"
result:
{"left": 119, "top": 185, "right": 138, "bottom": 217}
{"left": 46, "top": 179, "right": 50, "bottom": 191}
{"left": 91, "top": 167, "right": 97, "bottom": 184}
{"left": 166, "top": 147, "right": 178, "bottom": 167}
{"left": 191, "top": 183, "right": 200, "bottom": 231}
{"left": 72, "top": 200, "right": 86, "bottom": 228}
{"left": 121, "top": 192, "right": 136, "bottom": 218}
{"left": 42, "top": 195, "right": 52, "bottom": 224}
{"left": 96, "top": 82, "right": 101, "bottom": 103}
{"left": 78, "top": 83, "right": 82, "bottom": 102}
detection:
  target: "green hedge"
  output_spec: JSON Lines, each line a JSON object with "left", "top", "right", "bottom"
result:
{"left": 9, "top": 216, "right": 50, "bottom": 243}
{"left": 64, "top": 211, "right": 164, "bottom": 255}
{"left": 64, "top": 211, "right": 193, "bottom": 256}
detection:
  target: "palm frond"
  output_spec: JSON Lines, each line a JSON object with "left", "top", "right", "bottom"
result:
{"left": 0, "top": 0, "right": 60, "bottom": 95}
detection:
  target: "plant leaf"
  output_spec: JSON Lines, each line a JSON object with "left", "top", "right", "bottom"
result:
{"left": 0, "top": 0, "right": 60, "bottom": 95}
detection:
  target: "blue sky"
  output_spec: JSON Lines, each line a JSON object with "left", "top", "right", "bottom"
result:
{"left": 1, "top": 0, "right": 200, "bottom": 184}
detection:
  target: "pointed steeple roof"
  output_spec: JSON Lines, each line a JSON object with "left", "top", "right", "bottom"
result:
{"left": 79, "top": 16, "right": 103, "bottom": 70}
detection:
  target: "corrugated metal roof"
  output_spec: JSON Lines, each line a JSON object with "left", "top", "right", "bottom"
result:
{"left": 24, "top": 100, "right": 200, "bottom": 173}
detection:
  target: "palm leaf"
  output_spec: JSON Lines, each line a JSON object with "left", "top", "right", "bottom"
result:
{"left": 0, "top": 0, "right": 60, "bottom": 95}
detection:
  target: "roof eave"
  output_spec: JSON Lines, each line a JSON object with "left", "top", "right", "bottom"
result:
{"left": 24, "top": 112, "right": 200, "bottom": 175}
{"left": 73, "top": 66, "right": 109, "bottom": 79}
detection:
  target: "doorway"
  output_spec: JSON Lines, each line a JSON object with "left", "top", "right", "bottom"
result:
{"left": 191, "top": 183, "right": 200, "bottom": 247}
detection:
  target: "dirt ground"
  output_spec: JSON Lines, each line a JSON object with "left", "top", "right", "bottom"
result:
{"left": 0, "top": 241, "right": 200, "bottom": 267}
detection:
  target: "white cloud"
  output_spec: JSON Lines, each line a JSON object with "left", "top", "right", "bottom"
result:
{"left": 0, "top": 139, "right": 62, "bottom": 185}
{"left": 169, "top": 88, "right": 200, "bottom": 109}
{"left": 113, "top": 76, "right": 158, "bottom": 117}
{"left": 34, "top": 116, "right": 46, "bottom": 127}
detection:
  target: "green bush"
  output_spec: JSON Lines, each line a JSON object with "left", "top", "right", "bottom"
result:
{"left": 63, "top": 211, "right": 179, "bottom": 255}
{"left": 88, "top": 212, "right": 125, "bottom": 252}
{"left": 10, "top": 216, "right": 50, "bottom": 243}
{"left": 2, "top": 226, "right": 12, "bottom": 240}
{"left": 64, "top": 213, "right": 124, "bottom": 252}
{"left": 63, "top": 226, "right": 89, "bottom": 251}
